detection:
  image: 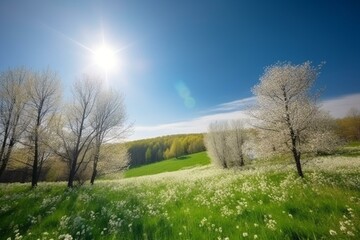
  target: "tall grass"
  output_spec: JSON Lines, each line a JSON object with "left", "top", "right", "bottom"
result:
{"left": 1, "top": 154, "right": 359, "bottom": 239}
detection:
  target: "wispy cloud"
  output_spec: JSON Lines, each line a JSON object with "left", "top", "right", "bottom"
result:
{"left": 320, "top": 93, "right": 360, "bottom": 118}
{"left": 204, "top": 96, "right": 256, "bottom": 113}
{"left": 130, "top": 93, "right": 360, "bottom": 140}
{"left": 130, "top": 110, "right": 249, "bottom": 140}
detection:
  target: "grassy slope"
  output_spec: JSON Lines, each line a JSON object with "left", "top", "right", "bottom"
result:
{"left": 1, "top": 146, "right": 360, "bottom": 239}
{"left": 124, "top": 151, "right": 210, "bottom": 178}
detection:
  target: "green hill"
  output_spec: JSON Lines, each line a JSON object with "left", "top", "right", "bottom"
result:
{"left": 124, "top": 151, "right": 210, "bottom": 178}
{"left": 126, "top": 133, "right": 205, "bottom": 167}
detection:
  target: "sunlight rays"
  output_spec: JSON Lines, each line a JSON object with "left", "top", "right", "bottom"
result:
{"left": 45, "top": 24, "right": 132, "bottom": 82}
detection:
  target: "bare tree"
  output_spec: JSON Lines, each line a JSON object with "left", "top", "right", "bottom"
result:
{"left": 204, "top": 121, "right": 230, "bottom": 168}
{"left": 250, "top": 61, "right": 322, "bottom": 177}
{"left": 0, "top": 68, "right": 29, "bottom": 177}
{"left": 227, "top": 120, "right": 247, "bottom": 167}
{"left": 89, "top": 89, "right": 129, "bottom": 184}
{"left": 55, "top": 76, "right": 99, "bottom": 187}
{"left": 26, "top": 69, "right": 61, "bottom": 187}
{"left": 205, "top": 120, "right": 248, "bottom": 168}
{"left": 94, "top": 143, "right": 130, "bottom": 178}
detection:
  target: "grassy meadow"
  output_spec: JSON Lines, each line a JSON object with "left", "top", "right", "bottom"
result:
{"left": 1, "top": 148, "right": 360, "bottom": 239}
{"left": 123, "top": 151, "right": 210, "bottom": 178}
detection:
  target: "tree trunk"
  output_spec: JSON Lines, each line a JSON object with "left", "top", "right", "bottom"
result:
{"left": 90, "top": 167, "right": 97, "bottom": 185}
{"left": 91, "top": 144, "right": 100, "bottom": 185}
{"left": 31, "top": 154, "right": 38, "bottom": 187}
{"left": 0, "top": 122, "right": 11, "bottom": 178}
{"left": 283, "top": 88, "right": 304, "bottom": 178}
{"left": 221, "top": 148, "right": 228, "bottom": 168}
{"left": 291, "top": 143, "right": 304, "bottom": 177}
{"left": 32, "top": 109, "right": 42, "bottom": 187}
{"left": 0, "top": 159, "right": 8, "bottom": 177}
{"left": 32, "top": 127, "right": 39, "bottom": 187}
{"left": 0, "top": 138, "right": 15, "bottom": 177}
{"left": 68, "top": 155, "right": 77, "bottom": 188}
{"left": 290, "top": 133, "right": 304, "bottom": 178}
{"left": 68, "top": 168, "right": 75, "bottom": 187}
{"left": 239, "top": 153, "right": 244, "bottom": 167}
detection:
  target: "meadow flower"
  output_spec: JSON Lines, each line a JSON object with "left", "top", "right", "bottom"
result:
{"left": 242, "top": 232, "right": 248, "bottom": 237}
{"left": 329, "top": 229, "right": 337, "bottom": 236}
{"left": 58, "top": 234, "right": 73, "bottom": 240}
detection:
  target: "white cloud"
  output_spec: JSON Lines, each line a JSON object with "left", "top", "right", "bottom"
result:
{"left": 320, "top": 93, "right": 360, "bottom": 118}
{"left": 130, "top": 110, "right": 250, "bottom": 140}
{"left": 130, "top": 93, "right": 360, "bottom": 140}
{"left": 204, "top": 96, "right": 256, "bottom": 113}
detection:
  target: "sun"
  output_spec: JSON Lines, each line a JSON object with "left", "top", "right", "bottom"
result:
{"left": 93, "top": 44, "right": 117, "bottom": 71}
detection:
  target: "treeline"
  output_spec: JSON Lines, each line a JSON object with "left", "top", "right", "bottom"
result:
{"left": 336, "top": 108, "right": 360, "bottom": 142}
{"left": 0, "top": 67, "right": 130, "bottom": 187}
{"left": 127, "top": 134, "right": 205, "bottom": 167}
{"left": 0, "top": 143, "right": 128, "bottom": 183}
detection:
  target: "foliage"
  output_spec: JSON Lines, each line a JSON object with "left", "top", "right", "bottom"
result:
{"left": 0, "top": 68, "right": 29, "bottom": 177}
{"left": 25, "top": 68, "right": 61, "bottom": 187}
{"left": 205, "top": 121, "right": 248, "bottom": 168}
{"left": 126, "top": 134, "right": 205, "bottom": 167}
{"left": 168, "top": 139, "right": 185, "bottom": 158}
{"left": 0, "top": 69, "right": 130, "bottom": 186}
{"left": 336, "top": 108, "right": 360, "bottom": 141}
{"left": 250, "top": 61, "right": 339, "bottom": 177}
{"left": 89, "top": 87, "right": 129, "bottom": 184}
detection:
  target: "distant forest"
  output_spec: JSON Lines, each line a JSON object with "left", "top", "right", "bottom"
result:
{"left": 126, "top": 134, "right": 205, "bottom": 167}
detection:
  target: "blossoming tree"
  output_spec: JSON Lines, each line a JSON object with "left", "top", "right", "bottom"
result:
{"left": 251, "top": 61, "right": 332, "bottom": 177}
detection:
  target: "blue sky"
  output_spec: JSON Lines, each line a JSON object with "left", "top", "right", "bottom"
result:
{"left": 1, "top": 0, "right": 360, "bottom": 140}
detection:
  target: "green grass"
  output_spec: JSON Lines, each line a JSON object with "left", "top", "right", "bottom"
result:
{"left": 1, "top": 146, "right": 360, "bottom": 239}
{"left": 345, "top": 141, "right": 360, "bottom": 147}
{"left": 1, "top": 163, "right": 360, "bottom": 240}
{"left": 333, "top": 141, "right": 360, "bottom": 157}
{"left": 123, "top": 151, "right": 210, "bottom": 178}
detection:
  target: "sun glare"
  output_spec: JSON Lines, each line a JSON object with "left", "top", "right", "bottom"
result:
{"left": 93, "top": 44, "right": 117, "bottom": 71}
